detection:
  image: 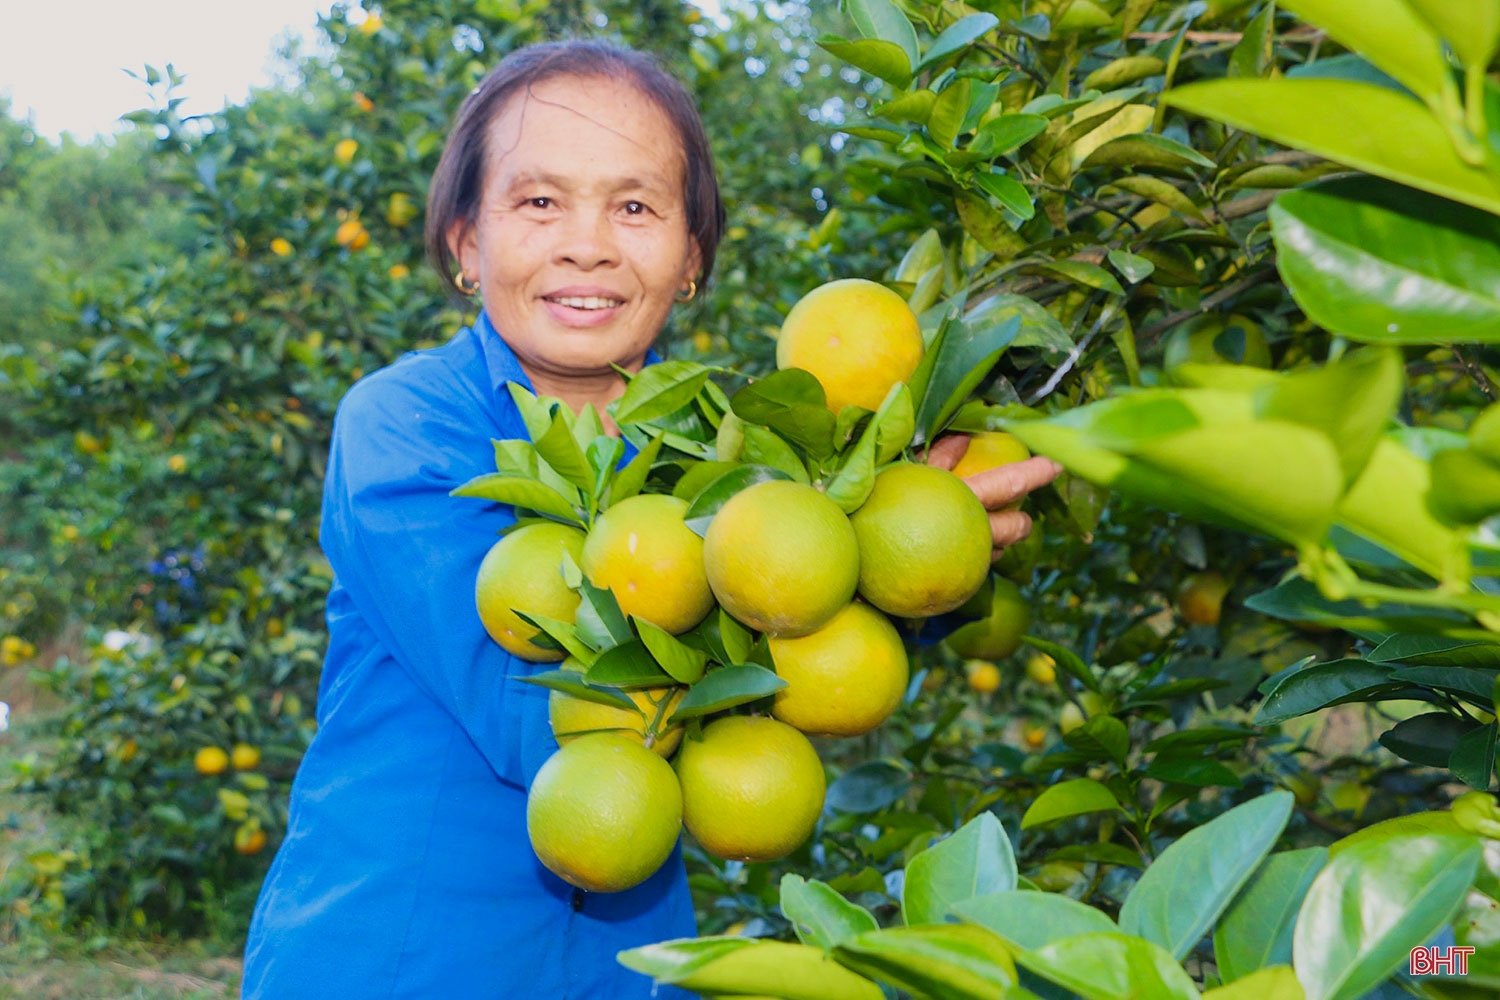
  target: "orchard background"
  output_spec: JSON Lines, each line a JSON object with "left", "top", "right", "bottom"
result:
{"left": 2, "top": 0, "right": 1499, "bottom": 996}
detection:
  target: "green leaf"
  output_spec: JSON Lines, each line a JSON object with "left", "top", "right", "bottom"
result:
{"left": 741, "top": 425, "right": 811, "bottom": 484}
{"left": 1378, "top": 712, "right": 1477, "bottom": 768}
{"left": 833, "top": 925, "right": 1017, "bottom": 999}
{"left": 823, "top": 419, "right": 879, "bottom": 514}
{"left": 953, "top": 890, "right": 1116, "bottom": 952}
{"left": 1107, "top": 249, "right": 1155, "bottom": 284}
{"left": 584, "top": 639, "right": 670, "bottom": 688}
{"left": 450, "top": 473, "right": 584, "bottom": 525}
{"left": 1120, "top": 791, "right": 1294, "bottom": 960}
{"left": 1293, "top": 831, "right": 1482, "bottom": 1000}
{"left": 917, "top": 12, "right": 1000, "bottom": 71}
{"left": 955, "top": 190, "right": 1027, "bottom": 258}
{"left": 847, "top": 0, "right": 920, "bottom": 68}
{"left": 1390, "top": 665, "right": 1500, "bottom": 702}
{"left": 826, "top": 760, "right": 912, "bottom": 814}
{"left": 1278, "top": 0, "right": 1451, "bottom": 107}
{"left": 535, "top": 410, "right": 594, "bottom": 490}
{"left": 874, "top": 89, "right": 937, "bottom": 125}
{"left": 1406, "top": 0, "right": 1500, "bottom": 70}
{"left": 506, "top": 383, "right": 554, "bottom": 441}
{"left": 1204, "top": 966, "right": 1306, "bottom": 1000}
{"left": 492, "top": 439, "right": 540, "bottom": 477}
{"left": 1081, "top": 133, "right": 1215, "bottom": 172}
{"left": 617, "top": 937, "right": 883, "bottom": 1000}
{"left": 1018, "top": 932, "right": 1200, "bottom": 1000}
{"left": 1085, "top": 55, "right": 1167, "bottom": 91}
{"left": 1214, "top": 847, "right": 1329, "bottom": 983}
{"left": 512, "top": 611, "right": 597, "bottom": 665}
{"left": 516, "top": 669, "right": 637, "bottom": 710}
{"left": 574, "top": 579, "right": 634, "bottom": 650}
{"left": 780, "top": 874, "right": 878, "bottom": 951}
{"left": 902, "top": 812, "right": 1018, "bottom": 926}
{"left": 974, "top": 113, "right": 1049, "bottom": 157}
{"left": 1336, "top": 435, "right": 1466, "bottom": 581}
{"left": 1430, "top": 447, "right": 1500, "bottom": 524}
{"left": 972, "top": 170, "right": 1033, "bottom": 220}
{"left": 1030, "top": 259, "right": 1124, "bottom": 295}
{"left": 634, "top": 618, "right": 707, "bottom": 685}
{"left": 1062, "top": 716, "right": 1129, "bottom": 768}
{"left": 928, "top": 78, "right": 971, "bottom": 148}
{"left": 1449, "top": 721, "right": 1497, "bottom": 789}
{"left": 914, "top": 314, "right": 1019, "bottom": 443}
{"left": 966, "top": 294, "right": 1072, "bottom": 355}
{"left": 613, "top": 361, "right": 712, "bottom": 426}
{"left": 1020, "top": 778, "right": 1121, "bottom": 830}
{"left": 607, "top": 431, "right": 663, "bottom": 507}
{"left": 817, "top": 36, "right": 913, "bottom": 87}
{"left": 667, "top": 664, "right": 786, "bottom": 722}
{"left": 1019, "top": 635, "right": 1101, "bottom": 693}
{"left": 732, "top": 368, "right": 838, "bottom": 458}
{"left": 1270, "top": 179, "right": 1500, "bottom": 344}
{"left": 1165, "top": 79, "right": 1500, "bottom": 217}
{"left": 1257, "top": 659, "right": 1404, "bottom": 725}
{"left": 1229, "top": 2, "right": 1276, "bottom": 78}
{"left": 872, "top": 383, "right": 915, "bottom": 464}
{"left": 1252, "top": 346, "right": 1403, "bottom": 487}
{"left": 1143, "top": 755, "right": 1242, "bottom": 787}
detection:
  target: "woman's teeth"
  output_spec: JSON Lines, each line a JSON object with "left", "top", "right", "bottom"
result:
{"left": 549, "top": 296, "right": 621, "bottom": 310}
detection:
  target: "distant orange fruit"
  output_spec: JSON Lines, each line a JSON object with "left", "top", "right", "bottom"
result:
{"left": 1178, "top": 571, "right": 1230, "bottom": 626}
{"left": 194, "top": 747, "right": 229, "bottom": 776}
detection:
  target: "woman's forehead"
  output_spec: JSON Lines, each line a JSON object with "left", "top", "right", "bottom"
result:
{"left": 481, "top": 75, "right": 685, "bottom": 187}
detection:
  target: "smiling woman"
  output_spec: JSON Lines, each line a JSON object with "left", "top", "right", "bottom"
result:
{"left": 239, "top": 40, "right": 720, "bottom": 1000}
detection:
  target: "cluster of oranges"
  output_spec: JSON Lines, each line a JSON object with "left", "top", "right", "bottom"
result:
{"left": 473, "top": 279, "right": 1037, "bottom": 893}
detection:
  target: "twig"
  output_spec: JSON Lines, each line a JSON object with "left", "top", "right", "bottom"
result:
{"left": 1135, "top": 269, "right": 1278, "bottom": 349}
{"left": 1128, "top": 27, "right": 1324, "bottom": 44}
{"left": 1453, "top": 345, "right": 1497, "bottom": 402}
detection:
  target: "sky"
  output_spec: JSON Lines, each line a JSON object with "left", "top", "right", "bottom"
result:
{"left": 0, "top": 0, "right": 341, "bottom": 143}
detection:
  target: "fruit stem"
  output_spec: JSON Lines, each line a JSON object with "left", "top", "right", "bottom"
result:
{"left": 643, "top": 686, "right": 677, "bottom": 744}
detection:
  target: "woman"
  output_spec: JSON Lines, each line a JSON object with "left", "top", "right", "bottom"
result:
{"left": 243, "top": 39, "right": 1058, "bottom": 999}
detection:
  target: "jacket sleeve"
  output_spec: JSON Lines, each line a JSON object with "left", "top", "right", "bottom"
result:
{"left": 318, "top": 362, "right": 556, "bottom": 790}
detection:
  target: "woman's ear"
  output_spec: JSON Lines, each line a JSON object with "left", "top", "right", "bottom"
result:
{"left": 447, "top": 220, "right": 477, "bottom": 277}
{"left": 684, "top": 239, "right": 703, "bottom": 288}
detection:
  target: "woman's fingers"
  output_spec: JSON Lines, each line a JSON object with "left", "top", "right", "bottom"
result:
{"left": 965, "top": 456, "right": 1064, "bottom": 511}
{"left": 924, "top": 433, "right": 969, "bottom": 471}
{"left": 990, "top": 509, "right": 1033, "bottom": 553}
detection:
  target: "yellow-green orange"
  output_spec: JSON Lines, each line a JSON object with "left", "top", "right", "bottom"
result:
{"left": 675, "top": 716, "right": 825, "bottom": 862}
{"left": 475, "top": 522, "right": 586, "bottom": 661}
{"left": 548, "top": 658, "right": 685, "bottom": 757}
{"left": 768, "top": 601, "right": 908, "bottom": 737}
{"left": 952, "top": 432, "right": 1032, "bottom": 480}
{"left": 526, "top": 733, "right": 682, "bottom": 893}
{"left": 1164, "top": 314, "right": 1271, "bottom": 370}
{"left": 703, "top": 480, "right": 858, "bottom": 637}
{"left": 850, "top": 463, "right": 990, "bottom": 618}
{"left": 776, "top": 278, "right": 923, "bottom": 413}
{"left": 582, "top": 494, "right": 714, "bottom": 634}
{"left": 1178, "top": 570, "right": 1230, "bottom": 626}
{"left": 946, "top": 576, "right": 1030, "bottom": 659}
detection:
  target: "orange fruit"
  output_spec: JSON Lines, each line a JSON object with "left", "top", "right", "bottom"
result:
{"left": 582, "top": 494, "right": 714, "bottom": 634}
{"left": 850, "top": 463, "right": 990, "bottom": 618}
{"left": 768, "top": 601, "right": 909, "bottom": 736}
{"left": 952, "top": 432, "right": 1032, "bottom": 479}
{"left": 475, "top": 522, "right": 586, "bottom": 661}
{"left": 966, "top": 660, "right": 1001, "bottom": 694}
{"left": 230, "top": 743, "right": 261, "bottom": 771}
{"left": 548, "top": 658, "right": 685, "bottom": 757}
{"left": 703, "top": 480, "right": 858, "bottom": 637}
{"left": 675, "top": 716, "right": 825, "bottom": 862}
{"left": 1178, "top": 571, "right": 1229, "bottom": 626}
{"left": 946, "top": 576, "right": 1030, "bottom": 659}
{"left": 194, "top": 747, "right": 229, "bottom": 776}
{"left": 527, "top": 733, "right": 682, "bottom": 893}
{"left": 234, "top": 826, "right": 268, "bottom": 856}
{"left": 776, "top": 278, "right": 924, "bottom": 413}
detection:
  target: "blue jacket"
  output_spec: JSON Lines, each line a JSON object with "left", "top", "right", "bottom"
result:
{"left": 242, "top": 314, "right": 695, "bottom": 998}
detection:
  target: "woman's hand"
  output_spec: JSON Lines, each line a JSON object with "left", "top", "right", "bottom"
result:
{"left": 926, "top": 434, "right": 1064, "bottom": 560}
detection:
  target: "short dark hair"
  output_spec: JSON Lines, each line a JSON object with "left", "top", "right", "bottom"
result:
{"left": 425, "top": 40, "right": 724, "bottom": 296}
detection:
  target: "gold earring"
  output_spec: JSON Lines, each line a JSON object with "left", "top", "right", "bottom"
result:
{"left": 454, "top": 272, "right": 480, "bottom": 296}
{"left": 675, "top": 279, "right": 697, "bottom": 303}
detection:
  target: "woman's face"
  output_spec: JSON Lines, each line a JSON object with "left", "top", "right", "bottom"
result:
{"left": 449, "top": 74, "right": 700, "bottom": 384}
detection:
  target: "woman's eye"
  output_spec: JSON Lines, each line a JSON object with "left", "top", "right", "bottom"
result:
{"left": 623, "top": 200, "right": 648, "bottom": 216}
{"left": 526, "top": 197, "right": 552, "bottom": 209}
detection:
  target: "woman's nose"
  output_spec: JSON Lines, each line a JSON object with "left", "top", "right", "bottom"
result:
{"left": 555, "top": 208, "right": 618, "bottom": 270}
